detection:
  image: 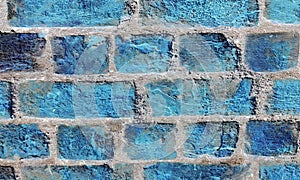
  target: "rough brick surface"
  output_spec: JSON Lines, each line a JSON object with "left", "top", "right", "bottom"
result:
{"left": 184, "top": 122, "right": 239, "bottom": 158}
{"left": 0, "top": 82, "right": 12, "bottom": 119}
{"left": 0, "top": 166, "right": 15, "bottom": 180}
{"left": 245, "top": 121, "right": 298, "bottom": 156}
{"left": 260, "top": 164, "right": 300, "bottom": 179}
{"left": 0, "top": 124, "right": 49, "bottom": 159}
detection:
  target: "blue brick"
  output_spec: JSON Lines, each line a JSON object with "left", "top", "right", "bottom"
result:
{"left": 124, "top": 123, "right": 176, "bottom": 160}
{"left": 245, "top": 121, "right": 298, "bottom": 156}
{"left": 51, "top": 35, "right": 109, "bottom": 74}
{"left": 184, "top": 122, "right": 239, "bottom": 158}
{"left": 57, "top": 125, "right": 114, "bottom": 160}
{"left": 0, "top": 82, "right": 12, "bottom": 119}
{"left": 265, "top": 0, "right": 300, "bottom": 24}
{"left": 260, "top": 164, "right": 300, "bottom": 180}
{"left": 7, "top": 0, "right": 127, "bottom": 27}
{"left": 146, "top": 78, "right": 254, "bottom": 116}
{"left": 0, "top": 166, "right": 15, "bottom": 180}
{"left": 140, "top": 0, "right": 259, "bottom": 27}
{"left": 268, "top": 79, "right": 300, "bottom": 114}
{"left": 113, "top": 164, "right": 134, "bottom": 180}
{"left": 144, "top": 163, "right": 250, "bottom": 179}
{"left": 179, "top": 33, "right": 240, "bottom": 72}
{"left": 115, "top": 35, "right": 173, "bottom": 73}
{"left": 245, "top": 33, "right": 299, "bottom": 72}
{"left": 19, "top": 81, "right": 136, "bottom": 118}
{"left": 0, "top": 124, "right": 49, "bottom": 159}
{"left": 0, "top": 33, "right": 46, "bottom": 72}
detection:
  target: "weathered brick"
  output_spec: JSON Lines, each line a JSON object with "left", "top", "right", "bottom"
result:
{"left": 0, "top": 33, "right": 46, "bottom": 72}
{"left": 0, "top": 82, "right": 12, "bottom": 119}
{"left": 144, "top": 163, "right": 250, "bottom": 179}
{"left": 113, "top": 164, "right": 134, "bottom": 180}
{"left": 124, "top": 123, "right": 176, "bottom": 160}
{"left": 179, "top": 33, "right": 240, "bottom": 72}
{"left": 7, "top": 0, "right": 128, "bottom": 27}
{"left": 0, "top": 124, "right": 49, "bottom": 159}
{"left": 114, "top": 35, "right": 173, "bottom": 73}
{"left": 57, "top": 125, "right": 114, "bottom": 160}
{"left": 260, "top": 164, "right": 300, "bottom": 180}
{"left": 265, "top": 0, "right": 300, "bottom": 24}
{"left": 245, "top": 33, "right": 299, "bottom": 72}
{"left": 19, "top": 81, "right": 136, "bottom": 118}
{"left": 146, "top": 78, "right": 254, "bottom": 116}
{"left": 0, "top": 166, "right": 15, "bottom": 180}
{"left": 184, "top": 122, "right": 239, "bottom": 158}
{"left": 245, "top": 121, "right": 298, "bottom": 156}
{"left": 51, "top": 35, "right": 109, "bottom": 74}
{"left": 140, "top": 0, "right": 259, "bottom": 27}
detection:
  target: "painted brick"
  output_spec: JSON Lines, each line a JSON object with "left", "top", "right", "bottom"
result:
{"left": 179, "top": 33, "right": 240, "bottom": 72}
{"left": 140, "top": 0, "right": 259, "bottom": 27}
{"left": 51, "top": 35, "right": 109, "bottom": 74}
{"left": 57, "top": 125, "right": 114, "bottom": 160}
{"left": 0, "top": 33, "right": 46, "bottom": 72}
{"left": 146, "top": 78, "right": 254, "bottom": 116}
{"left": 114, "top": 35, "right": 173, "bottom": 73}
{"left": 0, "top": 166, "right": 15, "bottom": 180}
{"left": 265, "top": 0, "right": 300, "bottom": 24}
{"left": 124, "top": 123, "right": 176, "bottom": 160}
{"left": 260, "top": 164, "right": 300, "bottom": 180}
{"left": 245, "top": 121, "right": 298, "bottom": 156}
{"left": 0, "top": 124, "right": 49, "bottom": 159}
{"left": 0, "top": 82, "right": 12, "bottom": 119}
{"left": 19, "top": 81, "right": 136, "bottom": 118}
{"left": 7, "top": 0, "right": 127, "bottom": 27}
{"left": 184, "top": 122, "right": 239, "bottom": 158}
{"left": 144, "top": 163, "right": 250, "bottom": 179}
{"left": 245, "top": 33, "right": 299, "bottom": 72}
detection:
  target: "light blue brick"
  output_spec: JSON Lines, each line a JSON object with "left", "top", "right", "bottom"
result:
{"left": 260, "top": 164, "right": 300, "bottom": 180}
{"left": 0, "top": 82, "right": 12, "bottom": 119}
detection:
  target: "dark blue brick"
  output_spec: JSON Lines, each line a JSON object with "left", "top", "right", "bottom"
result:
{"left": 245, "top": 121, "right": 298, "bottom": 156}
{"left": 245, "top": 33, "right": 299, "bottom": 72}
{"left": 57, "top": 125, "right": 114, "bottom": 160}
{"left": 140, "top": 0, "right": 259, "bottom": 27}
{"left": 144, "top": 163, "right": 250, "bottom": 179}
{"left": 0, "top": 33, "right": 46, "bottom": 72}
{"left": 124, "top": 123, "right": 176, "bottom": 160}
{"left": 184, "top": 122, "right": 239, "bottom": 158}
{"left": 0, "top": 82, "right": 12, "bottom": 119}
{"left": 51, "top": 35, "right": 109, "bottom": 74}
{"left": 179, "top": 33, "right": 240, "bottom": 72}
{"left": 260, "top": 164, "right": 300, "bottom": 180}
{"left": 7, "top": 0, "right": 127, "bottom": 27}
{"left": 115, "top": 35, "right": 173, "bottom": 73}
{"left": 0, "top": 166, "right": 15, "bottom": 180}
{"left": 0, "top": 124, "right": 49, "bottom": 159}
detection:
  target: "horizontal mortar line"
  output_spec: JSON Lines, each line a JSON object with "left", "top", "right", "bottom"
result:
{"left": 245, "top": 155, "right": 300, "bottom": 163}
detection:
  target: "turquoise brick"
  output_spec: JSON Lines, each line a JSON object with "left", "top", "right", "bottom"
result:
{"left": 146, "top": 78, "right": 254, "bottom": 116}
{"left": 265, "top": 0, "right": 300, "bottom": 24}
{"left": 184, "top": 122, "right": 239, "bottom": 158}
{"left": 0, "top": 82, "right": 12, "bottom": 119}
{"left": 260, "top": 164, "right": 300, "bottom": 180}
{"left": 179, "top": 33, "right": 240, "bottom": 72}
{"left": 0, "top": 124, "right": 49, "bottom": 159}
{"left": 144, "top": 163, "right": 250, "bottom": 179}
{"left": 51, "top": 35, "right": 109, "bottom": 74}
{"left": 245, "top": 33, "right": 299, "bottom": 72}
{"left": 7, "top": 0, "right": 127, "bottom": 27}
{"left": 124, "top": 123, "right": 176, "bottom": 160}
{"left": 0, "top": 33, "right": 46, "bottom": 72}
{"left": 245, "top": 121, "right": 298, "bottom": 156}
{"left": 0, "top": 166, "right": 15, "bottom": 180}
{"left": 57, "top": 125, "right": 114, "bottom": 160}
{"left": 140, "top": 0, "right": 259, "bottom": 27}
{"left": 115, "top": 35, "right": 173, "bottom": 73}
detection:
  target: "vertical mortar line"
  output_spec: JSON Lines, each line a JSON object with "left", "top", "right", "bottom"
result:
{"left": 0, "top": 0, "right": 10, "bottom": 31}
{"left": 257, "top": 0, "right": 267, "bottom": 25}
{"left": 41, "top": 32, "right": 55, "bottom": 75}
{"left": 169, "top": 33, "right": 184, "bottom": 72}
{"left": 134, "top": 79, "right": 151, "bottom": 124}
{"left": 49, "top": 124, "right": 59, "bottom": 165}
{"left": 133, "top": 163, "right": 145, "bottom": 180}
{"left": 14, "top": 162, "right": 22, "bottom": 180}
{"left": 174, "top": 118, "right": 187, "bottom": 160}
{"left": 11, "top": 80, "right": 23, "bottom": 124}
{"left": 108, "top": 35, "right": 117, "bottom": 73}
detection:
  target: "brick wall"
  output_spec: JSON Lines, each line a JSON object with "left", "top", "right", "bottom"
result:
{"left": 0, "top": 0, "right": 299, "bottom": 179}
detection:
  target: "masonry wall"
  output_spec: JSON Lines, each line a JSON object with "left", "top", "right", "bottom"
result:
{"left": 0, "top": 0, "right": 299, "bottom": 179}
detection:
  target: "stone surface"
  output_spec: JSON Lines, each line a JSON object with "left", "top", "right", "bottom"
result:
{"left": 179, "top": 33, "right": 240, "bottom": 72}
{"left": 57, "top": 125, "right": 114, "bottom": 160}
{"left": 184, "top": 122, "right": 239, "bottom": 158}
{"left": 114, "top": 35, "right": 173, "bottom": 73}
{"left": 0, "top": 33, "right": 46, "bottom": 72}
{"left": 0, "top": 166, "right": 15, "bottom": 180}
{"left": 245, "top": 33, "right": 299, "bottom": 72}
{"left": 124, "top": 123, "right": 176, "bottom": 160}
{"left": 0, "top": 82, "right": 12, "bottom": 119}
{"left": 0, "top": 124, "right": 49, "bottom": 159}
{"left": 51, "top": 35, "right": 109, "bottom": 74}
{"left": 245, "top": 121, "right": 298, "bottom": 156}
{"left": 260, "top": 164, "right": 300, "bottom": 180}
